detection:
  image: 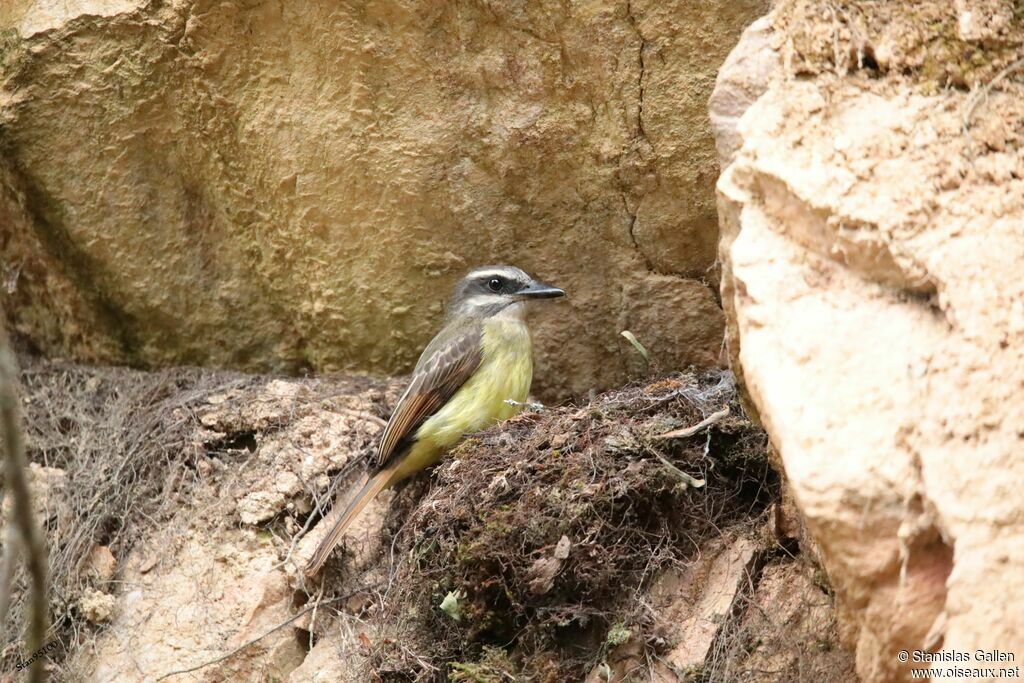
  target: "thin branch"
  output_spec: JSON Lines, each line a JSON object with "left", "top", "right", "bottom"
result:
{"left": 962, "top": 57, "right": 1024, "bottom": 132}
{"left": 0, "top": 319, "right": 49, "bottom": 683}
{"left": 650, "top": 448, "right": 706, "bottom": 489}
{"left": 655, "top": 406, "right": 730, "bottom": 439}
{"left": 307, "top": 582, "right": 325, "bottom": 654}
{"left": 154, "top": 582, "right": 379, "bottom": 681}
{"left": 0, "top": 522, "right": 20, "bottom": 644}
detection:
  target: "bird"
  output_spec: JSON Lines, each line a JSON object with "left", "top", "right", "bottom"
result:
{"left": 303, "top": 265, "right": 565, "bottom": 575}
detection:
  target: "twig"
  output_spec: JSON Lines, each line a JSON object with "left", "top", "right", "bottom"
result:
{"left": 307, "top": 582, "right": 325, "bottom": 653}
{"left": 0, "top": 522, "right": 20, "bottom": 643}
{"left": 153, "top": 583, "right": 379, "bottom": 681}
{"left": 962, "top": 57, "right": 1024, "bottom": 132}
{"left": 655, "top": 406, "right": 730, "bottom": 439}
{"left": 0, "top": 319, "right": 49, "bottom": 683}
{"left": 650, "top": 450, "right": 706, "bottom": 489}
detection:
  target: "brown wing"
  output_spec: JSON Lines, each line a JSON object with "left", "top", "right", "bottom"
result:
{"left": 375, "top": 319, "right": 483, "bottom": 468}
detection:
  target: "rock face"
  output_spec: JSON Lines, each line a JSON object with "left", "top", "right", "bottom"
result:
{"left": 713, "top": 2, "right": 1024, "bottom": 681}
{"left": 0, "top": 0, "right": 768, "bottom": 397}
{"left": 84, "top": 526, "right": 308, "bottom": 682}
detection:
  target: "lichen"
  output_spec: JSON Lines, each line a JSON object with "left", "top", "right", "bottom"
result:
{"left": 605, "top": 623, "right": 632, "bottom": 647}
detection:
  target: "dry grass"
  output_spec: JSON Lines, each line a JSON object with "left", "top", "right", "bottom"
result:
{"left": 2, "top": 360, "right": 256, "bottom": 677}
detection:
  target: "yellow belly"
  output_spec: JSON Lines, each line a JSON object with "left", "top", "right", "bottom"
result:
{"left": 392, "top": 314, "right": 533, "bottom": 481}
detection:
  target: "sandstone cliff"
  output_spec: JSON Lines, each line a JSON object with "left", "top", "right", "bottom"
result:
{"left": 712, "top": 1, "right": 1024, "bottom": 680}
{"left": 5, "top": 0, "right": 1023, "bottom": 681}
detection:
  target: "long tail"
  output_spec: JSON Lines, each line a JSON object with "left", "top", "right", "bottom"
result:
{"left": 303, "top": 467, "right": 395, "bottom": 576}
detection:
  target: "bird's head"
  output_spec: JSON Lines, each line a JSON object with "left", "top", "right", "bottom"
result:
{"left": 448, "top": 265, "right": 565, "bottom": 318}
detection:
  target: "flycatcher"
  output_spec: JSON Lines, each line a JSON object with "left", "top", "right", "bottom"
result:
{"left": 304, "top": 265, "right": 565, "bottom": 575}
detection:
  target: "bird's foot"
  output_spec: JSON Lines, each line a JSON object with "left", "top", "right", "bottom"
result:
{"left": 504, "top": 399, "right": 545, "bottom": 412}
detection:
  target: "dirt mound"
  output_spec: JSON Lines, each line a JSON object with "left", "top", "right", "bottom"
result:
{"left": 3, "top": 358, "right": 391, "bottom": 680}
{"left": 360, "top": 372, "right": 773, "bottom": 680}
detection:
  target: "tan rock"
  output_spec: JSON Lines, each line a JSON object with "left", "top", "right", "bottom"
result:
{"left": 709, "top": 16, "right": 780, "bottom": 422}
{"left": 708, "top": 17, "right": 780, "bottom": 171}
{"left": 955, "top": 0, "right": 1016, "bottom": 42}
{"left": 80, "top": 527, "right": 305, "bottom": 682}
{"left": 585, "top": 534, "right": 759, "bottom": 682}
{"left": 288, "top": 618, "right": 374, "bottom": 683}
{"left": 84, "top": 545, "right": 116, "bottom": 583}
{"left": 623, "top": 0, "right": 770, "bottom": 280}
{"left": 237, "top": 490, "right": 287, "bottom": 526}
{"left": 194, "top": 377, "right": 388, "bottom": 528}
{"left": 719, "top": 560, "right": 856, "bottom": 682}
{"left": 0, "top": 0, "right": 768, "bottom": 397}
{"left": 713, "top": 3, "right": 1024, "bottom": 680}
{"left": 653, "top": 535, "right": 758, "bottom": 673}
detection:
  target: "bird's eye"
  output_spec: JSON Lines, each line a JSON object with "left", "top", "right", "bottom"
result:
{"left": 487, "top": 278, "right": 503, "bottom": 292}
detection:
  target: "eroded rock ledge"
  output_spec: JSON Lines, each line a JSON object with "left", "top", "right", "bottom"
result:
{"left": 6, "top": 359, "right": 853, "bottom": 681}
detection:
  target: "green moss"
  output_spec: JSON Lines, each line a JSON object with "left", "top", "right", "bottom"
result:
{"left": 449, "top": 647, "right": 517, "bottom": 682}
{"left": 606, "top": 623, "right": 632, "bottom": 647}
{"left": 440, "top": 590, "right": 464, "bottom": 622}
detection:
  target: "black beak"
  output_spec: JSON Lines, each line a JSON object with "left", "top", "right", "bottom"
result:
{"left": 518, "top": 279, "right": 566, "bottom": 300}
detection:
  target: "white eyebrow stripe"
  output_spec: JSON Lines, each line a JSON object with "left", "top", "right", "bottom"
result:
{"left": 467, "top": 268, "right": 521, "bottom": 281}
